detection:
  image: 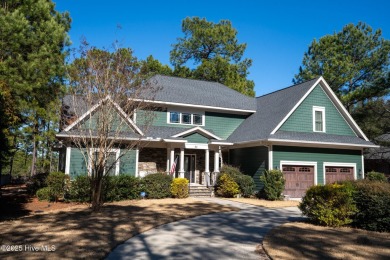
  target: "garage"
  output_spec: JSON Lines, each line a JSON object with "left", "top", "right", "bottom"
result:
{"left": 282, "top": 165, "right": 315, "bottom": 198}
{"left": 325, "top": 166, "right": 354, "bottom": 184}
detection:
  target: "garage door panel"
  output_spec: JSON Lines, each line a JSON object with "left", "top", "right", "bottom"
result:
{"left": 325, "top": 166, "right": 354, "bottom": 184}
{"left": 282, "top": 165, "right": 314, "bottom": 198}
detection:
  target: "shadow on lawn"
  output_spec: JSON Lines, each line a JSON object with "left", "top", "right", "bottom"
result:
{"left": 0, "top": 185, "right": 32, "bottom": 220}
{"left": 0, "top": 200, "right": 237, "bottom": 259}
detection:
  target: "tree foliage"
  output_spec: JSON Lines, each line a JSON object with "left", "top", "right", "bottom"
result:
{"left": 294, "top": 22, "right": 390, "bottom": 139}
{"left": 0, "top": 0, "right": 71, "bottom": 175}
{"left": 170, "top": 17, "right": 255, "bottom": 96}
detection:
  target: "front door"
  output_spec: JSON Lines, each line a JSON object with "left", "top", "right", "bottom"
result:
{"left": 184, "top": 154, "right": 196, "bottom": 183}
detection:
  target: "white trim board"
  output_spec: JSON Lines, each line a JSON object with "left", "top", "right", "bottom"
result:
{"left": 88, "top": 148, "right": 120, "bottom": 176}
{"left": 172, "top": 126, "right": 222, "bottom": 140}
{"left": 323, "top": 162, "right": 357, "bottom": 184}
{"left": 280, "top": 160, "right": 318, "bottom": 185}
{"left": 267, "top": 138, "right": 379, "bottom": 148}
{"left": 65, "top": 147, "right": 71, "bottom": 175}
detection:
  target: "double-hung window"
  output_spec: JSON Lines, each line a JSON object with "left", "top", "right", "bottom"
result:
{"left": 89, "top": 149, "right": 120, "bottom": 176}
{"left": 313, "top": 106, "right": 325, "bottom": 132}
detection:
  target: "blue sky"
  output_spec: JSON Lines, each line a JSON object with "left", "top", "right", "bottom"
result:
{"left": 54, "top": 0, "right": 390, "bottom": 96}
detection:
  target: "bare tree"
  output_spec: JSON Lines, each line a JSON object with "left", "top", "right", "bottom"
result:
{"left": 60, "top": 42, "right": 156, "bottom": 211}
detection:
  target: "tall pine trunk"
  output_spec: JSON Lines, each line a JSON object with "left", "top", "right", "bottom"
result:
{"left": 30, "top": 123, "right": 38, "bottom": 176}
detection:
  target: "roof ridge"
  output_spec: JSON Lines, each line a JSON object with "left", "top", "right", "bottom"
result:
{"left": 256, "top": 77, "right": 321, "bottom": 99}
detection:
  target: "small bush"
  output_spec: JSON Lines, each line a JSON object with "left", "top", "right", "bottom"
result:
{"left": 216, "top": 173, "right": 240, "bottom": 198}
{"left": 259, "top": 170, "right": 285, "bottom": 200}
{"left": 366, "top": 171, "right": 387, "bottom": 182}
{"left": 66, "top": 175, "right": 91, "bottom": 202}
{"left": 299, "top": 183, "right": 357, "bottom": 227}
{"left": 46, "top": 172, "right": 68, "bottom": 201}
{"left": 220, "top": 165, "right": 255, "bottom": 197}
{"left": 171, "top": 178, "right": 189, "bottom": 198}
{"left": 26, "top": 172, "right": 49, "bottom": 195}
{"left": 142, "top": 173, "right": 172, "bottom": 199}
{"left": 104, "top": 175, "right": 142, "bottom": 202}
{"left": 351, "top": 180, "right": 390, "bottom": 232}
{"left": 36, "top": 187, "right": 54, "bottom": 202}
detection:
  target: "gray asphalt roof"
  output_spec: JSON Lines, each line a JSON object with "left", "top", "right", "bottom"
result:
{"left": 228, "top": 78, "right": 320, "bottom": 143}
{"left": 145, "top": 75, "right": 256, "bottom": 111}
{"left": 271, "top": 131, "right": 373, "bottom": 146}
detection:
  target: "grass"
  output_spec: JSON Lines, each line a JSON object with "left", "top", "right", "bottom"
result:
{"left": 0, "top": 198, "right": 238, "bottom": 259}
{"left": 263, "top": 222, "right": 390, "bottom": 260}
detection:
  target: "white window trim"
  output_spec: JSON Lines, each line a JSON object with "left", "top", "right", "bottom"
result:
{"left": 313, "top": 106, "right": 326, "bottom": 133}
{"left": 88, "top": 148, "right": 120, "bottom": 176}
{"left": 167, "top": 109, "right": 205, "bottom": 126}
{"left": 65, "top": 147, "right": 71, "bottom": 175}
{"left": 323, "top": 162, "right": 357, "bottom": 184}
{"left": 280, "top": 160, "right": 318, "bottom": 185}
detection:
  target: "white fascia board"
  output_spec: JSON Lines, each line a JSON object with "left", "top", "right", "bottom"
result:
{"left": 172, "top": 126, "right": 222, "bottom": 140}
{"left": 270, "top": 77, "right": 322, "bottom": 135}
{"left": 209, "top": 141, "right": 233, "bottom": 146}
{"left": 267, "top": 138, "right": 379, "bottom": 148}
{"left": 319, "top": 77, "right": 369, "bottom": 141}
{"left": 131, "top": 98, "right": 256, "bottom": 114}
{"left": 163, "top": 139, "right": 187, "bottom": 143}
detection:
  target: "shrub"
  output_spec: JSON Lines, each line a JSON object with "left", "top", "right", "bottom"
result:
{"left": 171, "top": 178, "right": 189, "bottom": 198}
{"left": 259, "top": 170, "right": 285, "bottom": 200}
{"left": 36, "top": 187, "right": 54, "bottom": 202}
{"left": 351, "top": 180, "right": 390, "bottom": 232}
{"left": 26, "top": 172, "right": 49, "bottom": 195}
{"left": 104, "top": 175, "right": 142, "bottom": 202}
{"left": 45, "top": 172, "right": 68, "bottom": 201}
{"left": 299, "top": 183, "right": 357, "bottom": 227}
{"left": 220, "top": 165, "right": 255, "bottom": 197}
{"left": 142, "top": 173, "right": 172, "bottom": 199}
{"left": 66, "top": 175, "right": 91, "bottom": 202}
{"left": 216, "top": 173, "right": 240, "bottom": 198}
{"left": 366, "top": 171, "right": 387, "bottom": 182}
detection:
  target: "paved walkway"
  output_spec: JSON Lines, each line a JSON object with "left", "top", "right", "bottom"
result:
{"left": 107, "top": 198, "right": 302, "bottom": 260}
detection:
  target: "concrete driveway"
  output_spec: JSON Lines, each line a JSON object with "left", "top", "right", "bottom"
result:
{"left": 107, "top": 198, "right": 302, "bottom": 260}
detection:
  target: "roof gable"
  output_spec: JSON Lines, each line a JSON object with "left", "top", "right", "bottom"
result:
{"left": 172, "top": 126, "right": 222, "bottom": 140}
{"left": 63, "top": 96, "right": 143, "bottom": 135}
{"left": 279, "top": 83, "right": 356, "bottom": 136}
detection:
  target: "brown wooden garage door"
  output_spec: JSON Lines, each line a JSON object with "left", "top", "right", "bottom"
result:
{"left": 325, "top": 166, "right": 354, "bottom": 184}
{"left": 282, "top": 165, "right": 315, "bottom": 198}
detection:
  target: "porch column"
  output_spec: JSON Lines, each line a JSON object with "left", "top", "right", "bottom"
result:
{"left": 214, "top": 149, "right": 220, "bottom": 173}
{"left": 166, "top": 148, "right": 170, "bottom": 173}
{"left": 170, "top": 148, "right": 175, "bottom": 176}
{"left": 205, "top": 149, "right": 210, "bottom": 186}
{"left": 179, "top": 148, "right": 185, "bottom": 178}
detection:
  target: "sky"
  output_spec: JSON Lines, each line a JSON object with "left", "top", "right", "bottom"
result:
{"left": 54, "top": 0, "right": 390, "bottom": 96}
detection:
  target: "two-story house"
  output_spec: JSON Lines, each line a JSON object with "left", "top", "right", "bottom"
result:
{"left": 56, "top": 75, "right": 377, "bottom": 198}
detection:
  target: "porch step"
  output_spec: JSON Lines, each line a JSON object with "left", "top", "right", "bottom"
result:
{"left": 189, "top": 184, "right": 214, "bottom": 197}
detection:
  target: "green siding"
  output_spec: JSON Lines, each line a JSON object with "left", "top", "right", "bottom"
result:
{"left": 138, "top": 109, "right": 247, "bottom": 139}
{"left": 81, "top": 110, "right": 133, "bottom": 132}
{"left": 184, "top": 132, "right": 209, "bottom": 143}
{"left": 273, "top": 145, "right": 362, "bottom": 185}
{"left": 205, "top": 112, "right": 247, "bottom": 139}
{"left": 69, "top": 148, "right": 88, "bottom": 178}
{"left": 280, "top": 84, "right": 356, "bottom": 136}
{"left": 119, "top": 150, "right": 137, "bottom": 176}
{"left": 229, "top": 146, "right": 268, "bottom": 191}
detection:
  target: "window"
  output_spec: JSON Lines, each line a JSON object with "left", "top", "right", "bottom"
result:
{"left": 89, "top": 149, "right": 119, "bottom": 176}
{"left": 181, "top": 113, "right": 191, "bottom": 124}
{"left": 168, "top": 111, "right": 204, "bottom": 126}
{"left": 193, "top": 114, "right": 203, "bottom": 125}
{"left": 170, "top": 112, "right": 180, "bottom": 123}
{"left": 313, "top": 106, "right": 325, "bottom": 132}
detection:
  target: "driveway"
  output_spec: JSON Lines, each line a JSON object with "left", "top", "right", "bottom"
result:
{"left": 107, "top": 198, "right": 302, "bottom": 260}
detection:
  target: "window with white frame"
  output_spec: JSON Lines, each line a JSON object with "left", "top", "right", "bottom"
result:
{"left": 89, "top": 149, "right": 120, "bottom": 176}
{"left": 168, "top": 111, "right": 204, "bottom": 126}
{"left": 313, "top": 106, "right": 325, "bottom": 132}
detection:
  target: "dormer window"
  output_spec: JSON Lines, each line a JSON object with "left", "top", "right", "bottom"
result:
{"left": 168, "top": 110, "right": 204, "bottom": 126}
{"left": 313, "top": 106, "right": 325, "bottom": 132}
